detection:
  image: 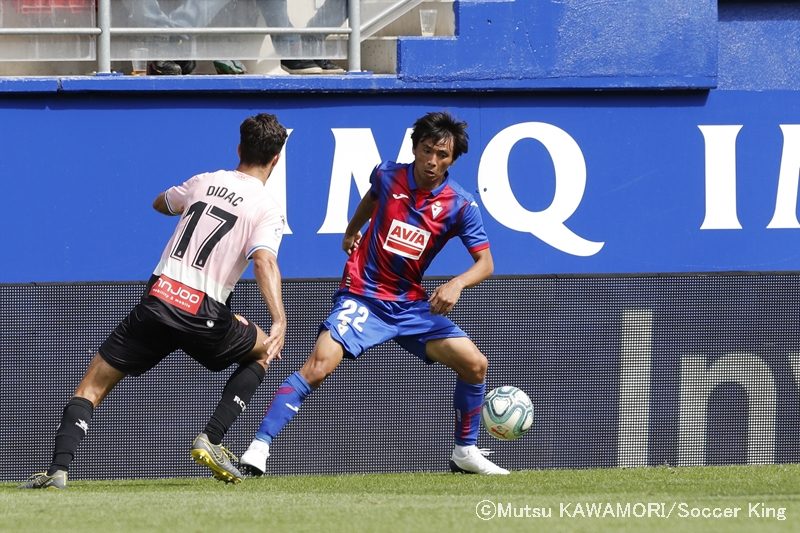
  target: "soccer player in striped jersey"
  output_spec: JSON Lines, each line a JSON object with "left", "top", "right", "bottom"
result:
{"left": 241, "top": 111, "right": 508, "bottom": 475}
{"left": 20, "top": 113, "right": 289, "bottom": 489}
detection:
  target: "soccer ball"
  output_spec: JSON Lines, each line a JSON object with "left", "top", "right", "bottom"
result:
{"left": 481, "top": 386, "right": 534, "bottom": 441}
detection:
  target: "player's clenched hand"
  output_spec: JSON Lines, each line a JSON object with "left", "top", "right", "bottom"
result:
{"left": 262, "top": 321, "right": 286, "bottom": 363}
{"left": 342, "top": 231, "right": 362, "bottom": 255}
{"left": 428, "top": 280, "right": 464, "bottom": 315}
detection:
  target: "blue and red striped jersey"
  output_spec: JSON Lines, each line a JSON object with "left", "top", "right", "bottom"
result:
{"left": 340, "top": 161, "right": 489, "bottom": 301}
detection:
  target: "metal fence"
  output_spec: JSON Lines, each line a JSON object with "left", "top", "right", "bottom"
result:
{"left": 0, "top": 0, "right": 415, "bottom": 72}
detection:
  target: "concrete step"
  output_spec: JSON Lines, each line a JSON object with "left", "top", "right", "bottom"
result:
{"left": 361, "top": 1, "right": 454, "bottom": 74}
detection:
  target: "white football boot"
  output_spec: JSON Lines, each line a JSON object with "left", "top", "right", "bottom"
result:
{"left": 239, "top": 439, "right": 270, "bottom": 477}
{"left": 449, "top": 445, "right": 510, "bottom": 475}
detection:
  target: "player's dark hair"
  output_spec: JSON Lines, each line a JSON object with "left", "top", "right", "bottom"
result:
{"left": 410, "top": 111, "right": 469, "bottom": 160}
{"left": 239, "top": 113, "right": 288, "bottom": 166}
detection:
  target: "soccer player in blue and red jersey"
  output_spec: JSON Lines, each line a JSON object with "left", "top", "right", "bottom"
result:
{"left": 241, "top": 111, "right": 508, "bottom": 475}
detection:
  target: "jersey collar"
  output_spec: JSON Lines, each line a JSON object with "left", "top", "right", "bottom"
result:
{"left": 234, "top": 169, "right": 266, "bottom": 185}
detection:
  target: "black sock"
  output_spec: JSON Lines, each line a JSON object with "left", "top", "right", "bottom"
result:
{"left": 49, "top": 396, "right": 94, "bottom": 474}
{"left": 204, "top": 361, "right": 266, "bottom": 445}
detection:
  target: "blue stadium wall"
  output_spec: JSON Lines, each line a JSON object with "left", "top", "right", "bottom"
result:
{"left": 3, "top": 1, "right": 800, "bottom": 479}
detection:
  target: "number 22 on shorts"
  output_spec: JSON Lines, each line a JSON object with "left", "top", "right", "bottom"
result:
{"left": 336, "top": 299, "right": 369, "bottom": 336}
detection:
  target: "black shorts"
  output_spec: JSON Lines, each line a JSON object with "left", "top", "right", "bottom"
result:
{"left": 99, "top": 292, "right": 257, "bottom": 376}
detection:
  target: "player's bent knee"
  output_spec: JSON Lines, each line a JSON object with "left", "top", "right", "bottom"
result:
{"left": 465, "top": 353, "right": 488, "bottom": 383}
{"left": 300, "top": 352, "right": 342, "bottom": 388}
{"left": 299, "top": 361, "right": 333, "bottom": 388}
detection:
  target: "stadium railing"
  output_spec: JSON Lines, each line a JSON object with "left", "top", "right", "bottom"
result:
{"left": 0, "top": 0, "right": 432, "bottom": 75}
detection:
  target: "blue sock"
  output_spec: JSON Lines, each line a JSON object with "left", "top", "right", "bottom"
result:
{"left": 453, "top": 379, "right": 485, "bottom": 446}
{"left": 255, "top": 371, "right": 312, "bottom": 443}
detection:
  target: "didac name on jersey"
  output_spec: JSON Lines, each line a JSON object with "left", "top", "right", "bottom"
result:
{"left": 207, "top": 185, "right": 244, "bottom": 207}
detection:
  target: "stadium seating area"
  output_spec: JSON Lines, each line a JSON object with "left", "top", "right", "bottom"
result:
{"left": 0, "top": 0, "right": 455, "bottom": 76}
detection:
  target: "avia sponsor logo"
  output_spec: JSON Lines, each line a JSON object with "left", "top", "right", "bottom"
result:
{"left": 149, "top": 274, "right": 205, "bottom": 315}
{"left": 383, "top": 219, "right": 430, "bottom": 260}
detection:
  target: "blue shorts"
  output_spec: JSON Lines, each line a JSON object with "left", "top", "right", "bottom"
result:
{"left": 322, "top": 291, "right": 467, "bottom": 362}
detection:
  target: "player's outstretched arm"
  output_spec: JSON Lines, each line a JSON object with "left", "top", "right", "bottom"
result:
{"left": 429, "top": 248, "right": 494, "bottom": 315}
{"left": 342, "top": 193, "right": 378, "bottom": 255}
{"left": 252, "top": 249, "right": 287, "bottom": 361}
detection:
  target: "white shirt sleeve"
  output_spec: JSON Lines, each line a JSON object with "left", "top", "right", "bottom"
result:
{"left": 164, "top": 174, "right": 204, "bottom": 215}
{"left": 246, "top": 207, "right": 285, "bottom": 259}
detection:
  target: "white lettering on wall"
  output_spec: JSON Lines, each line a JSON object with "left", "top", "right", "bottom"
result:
{"left": 699, "top": 125, "right": 743, "bottom": 230}
{"left": 767, "top": 125, "right": 800, "bottom": 228}
{"left": 617, "top": 309, "right": 652, "bottom": 468}
{"left": 264, "top": 128, "right": 292, "bottom": 234}
{"left": 678, "top": 352, "right": 775, "bottom": 466}
{"left": 318, "top": 128, "right": 413, "bottom": 233}
{"left": 617, "top": 313, "right": 790, "bottom": 469}
{"left": 701, "top": 124, "right": 800, "bottom": 230}
{"left": 788, "top": 352, "right": 800, "bottom": 389}
{"left": 395, "top": 128, "right": 415, "bottom": 164}
{"left": 477, "top": 122, "right": 604, "bottom": 256}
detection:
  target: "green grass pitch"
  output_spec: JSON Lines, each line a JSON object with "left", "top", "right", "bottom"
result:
{"left": 2, "top": 465, "right": 799, "bottom": 533}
